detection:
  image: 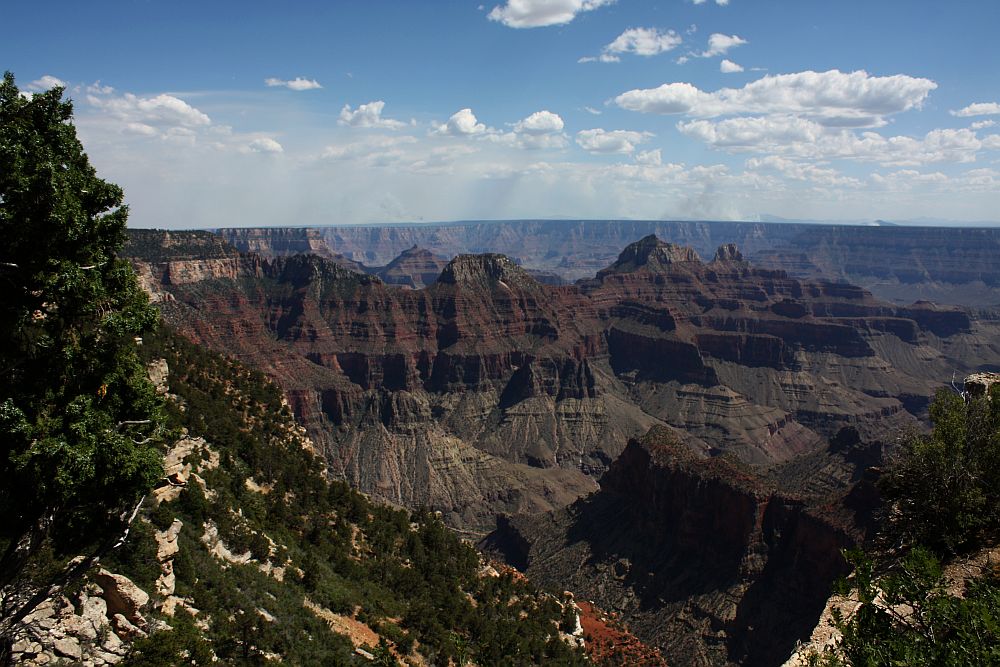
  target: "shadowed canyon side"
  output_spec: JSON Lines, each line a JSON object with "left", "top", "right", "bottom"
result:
{"left": 218, "top": 221, "right": 1000, "bottom": 307}
{"left": 125, "top": 230, "right": 1000, "bottom": 537}
{"left": 481, "top": 427, "right": 870, "bottom": 667}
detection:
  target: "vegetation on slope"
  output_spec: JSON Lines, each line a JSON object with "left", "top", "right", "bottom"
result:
{"left": 111, "top": 326, "right": 586, "bottom": 665}
{"left": 813, "top": 387, "right": 1000, "bottom": 666}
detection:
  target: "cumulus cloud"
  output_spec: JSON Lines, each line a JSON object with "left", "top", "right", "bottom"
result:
{"left": 85, "top": 81, "right": 114, "bottom": 95}
{"left": 27, "top": 75, "right": 66, "bottom": 91}
{"left": 338, "top": 101, "right": 409, "bottom": 130}
{"left": 87, "top": 92, "right": 211, "bottom": 130}
{"left": 635, "top": 149, "right": 662, "bottom": 165}
{"left": 701, "top": 33, "right": 746, "bottom": 57}
{"left": 679, "top": 116, "right": 988, "bottom": 166}
{"left": 720, "top": 59, "right": 744, "bottom": 73}
{"left": 678, "top": 115, "right": 825, "bottom": 148}
{"left": 485, "top": 110, "right": 568, "bottom": 149}
{"left": 245, "top": 137, "right": 284, "bottom": 154}
{"left": 435, "top": 108, "right": 488, "bottom": 136}
{"left": 970, "top": 120, "right": 995, "bottom": 130}
{"left": 583, "top": 106, "right": 603, "bottom": 115}
{"left": 615, "top": 69, "right": 937, "bottom": 126}
{"left": 983, "top": 135, "right": 1000, "bottom": 150}
{"left": 123, "top": 123, "right": 159, "bottom": 137}
{"left": 576, "top": 128, "right": 653, "bottom": 154}
{"left": 488, "top": 0, "right": 614, "bottom": 28}
{"left": 746, "top": 155, "right": 861, "bottom": 187}
{"left": 951, "top": 102, "right": 1000, "bottom": 117}
{"left": 581, "top": 27, "right": 682, "bottom": 62}
{"left": 264, "top": 77, "right": 322, "bottom": 91}
{"left": 691, "top": 0, "right": 729, "bottom": 5}
{"left": 514, "top": 110, "right": 564, "bottom": 134}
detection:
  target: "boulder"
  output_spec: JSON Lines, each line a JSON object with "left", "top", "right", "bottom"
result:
{"left": 965, "top": 372, "right": 1000, "bottom": 399}
{"left": 52, "top": 637, "right": 82, "bottom": 661}
{"left": 93, "top": 569, "right": 149, "bottom": 626}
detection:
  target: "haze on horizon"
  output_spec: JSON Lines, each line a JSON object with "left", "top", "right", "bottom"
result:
{"left": 5, "top": 0, "right": 1000, "bottom": 228}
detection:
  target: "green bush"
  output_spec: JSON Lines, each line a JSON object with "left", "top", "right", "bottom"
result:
{"left": 879, "top": 388, "right": 1000, "bottom": 555}
{"left": 820, "top": 388, "right": 1000, "bottom": 666}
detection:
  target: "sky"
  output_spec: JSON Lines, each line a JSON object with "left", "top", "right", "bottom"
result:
{"left": 5, "top": 0, "right": 1000, "bottom": 228}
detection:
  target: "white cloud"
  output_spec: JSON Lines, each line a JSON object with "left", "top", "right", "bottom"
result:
{"left": 691, "top": 0, "right": 729, "bottom": 4}
{"left": 487, "top": 0, "right": 614, "bottom": 28}
{"left": 123, "top": 122, "right": 158, "bottom": 137}
{"left": 27, "top": 75, "right": 66, "bottom": 91}
{"left": 87, "top": 92, "right": 211, "bottom": 130}
{"left": 338, "top": 101, "right": 409, "bottom": 130}
{"left": 583, "top": 106, "right": 602, "bottom": 115}
{"left": 615, "top": 69, "right": 937, "bottom": 126}
{"left": 680, "top": 116, "right": 988, "bottom": 166}
{"left": 720, "top": 59, "right": 744, "bottom": 73}
{"left": 483, "top": 110, "right": 568, "bottom": 149}
{"left": 983, "top": 135, "right": 1000, "bottom": 150}
{"left": 578, "top": 54, "right": 621, "bottom": 63}
{"left": 870, "top": 169, "right": 949, "bottom": 191}
{"left": 582, "top": 27, "right": 682, "bottom": 62}
{"left": 245, "top": 137, "right": 284, "bottom": 154}
{"left": 322, "top": 135, "right": 419, "bottom": 166}
{"left": 514, "top": 110, "right": 564, "bottom": 134}
{"left": 678, "top": 115, "right": 825, "bottom": 148}
{"left": 576, "top": 128, "right": 653, "bottom": 154}
{"left": 435, "top": 108, "right": 488, "bottom": 136}
{"left": 635, "top": 148, "right": 662, "bottom": 165}
{"left": 951, "top": 102, "right": 1000, "bottom": 117}
{"left": 701, "top": 33, "right": 746, "bottom": 57}
{"left": 85, "top": 81, "right": 114, "bottom": 95}
{"left": 971, "top": 120, "right": 995, "bottom": 130}
{"left": 264, "top": 77, "right": 322, "bottom": 91}
{"left": 746, "top": 155, "right": 861, "bottom": 187}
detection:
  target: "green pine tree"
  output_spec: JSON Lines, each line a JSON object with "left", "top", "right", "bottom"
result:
{"left": 0, "top": 72, "right": 164, "bottom": 654}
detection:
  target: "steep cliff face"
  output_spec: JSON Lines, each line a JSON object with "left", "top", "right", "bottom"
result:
{"left": 217, "top": 221, "right": 1000, "bottom": 306}
{"left": 126, "top": 231, "right": 1000, "bottom": 533}
{"left": 483, "top": 427, "right": 862, "bottom": 667}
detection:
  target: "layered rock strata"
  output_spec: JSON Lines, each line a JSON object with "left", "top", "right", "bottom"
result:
{"left": 218, "top": 220, "right": 1000, "bottom": 306}
{"left": 482, "top": 427, "right": 865, "bottom": 667}
{"left": 125, "top": 232, "right": 1000, "bottom": 535}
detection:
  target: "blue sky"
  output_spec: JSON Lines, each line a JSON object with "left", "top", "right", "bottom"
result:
{"left": 5, "top": 0, "right": 1000, "bottom": 227}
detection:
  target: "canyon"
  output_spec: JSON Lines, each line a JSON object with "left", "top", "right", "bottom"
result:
{"left": 217, "top": 220, "right": 1000, "bottom": 307}
{"left": 124, "top": 224, "right": 1000, "bottom": 664}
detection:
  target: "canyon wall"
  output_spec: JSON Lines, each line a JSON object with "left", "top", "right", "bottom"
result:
{"left": 483, "top": 427, "right": 867, "bottom": 666}
{"left": 125, "top": 231, "right": 1000, "bottom": 534}
{"left": 218, "top": 221, "right": 1000, "bottom": 306}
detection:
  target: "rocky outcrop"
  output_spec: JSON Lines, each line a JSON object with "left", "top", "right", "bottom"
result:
{"left": 92, "top": 570, "right": 149, "bottom": 628}
{"left": 483, "top": 427, "right": 862, "bottom": 667}
{"left": 596, "top": 234, "right": 701, "bottom": 276}
{"left": 965, "top": 371, "right": 1000, "bottom": 399}
{"left": 10, "top": 574, "right": 150, "bottom": 666}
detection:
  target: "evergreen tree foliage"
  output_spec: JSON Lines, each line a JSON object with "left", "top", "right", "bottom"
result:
{"left": 0, "top": 72, "right": 163, "bottom": 649}
{"left": 814, "top": 387, "right": 1000, "bottom": 666}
